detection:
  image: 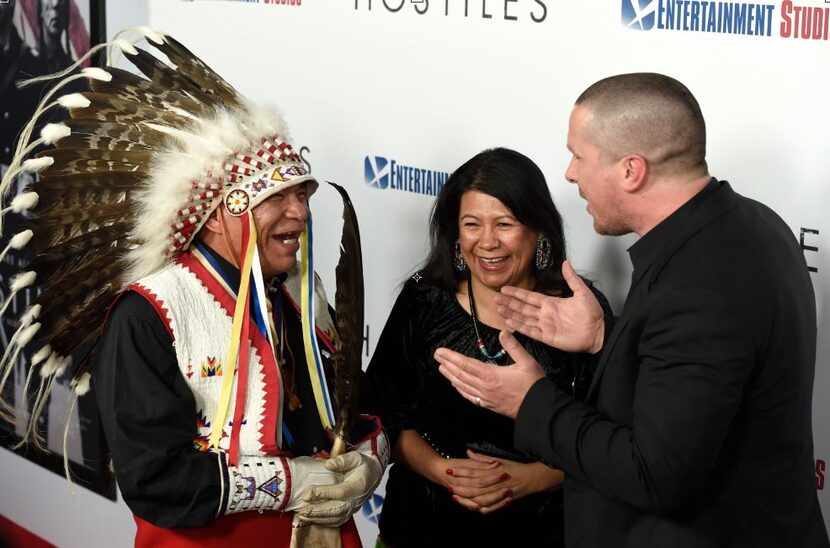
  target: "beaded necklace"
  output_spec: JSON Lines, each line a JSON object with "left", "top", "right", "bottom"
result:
{"left": 467, "top": 277, "right": 506, "bottom": 363}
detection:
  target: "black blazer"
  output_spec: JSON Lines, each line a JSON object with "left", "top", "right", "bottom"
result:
{"left": 515, "top": 181, "right": 828, "bottom": 547}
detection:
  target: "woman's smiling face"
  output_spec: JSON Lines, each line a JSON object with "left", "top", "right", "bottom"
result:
{"left": 458, "top": 190, "right": 538, "bottom": 292}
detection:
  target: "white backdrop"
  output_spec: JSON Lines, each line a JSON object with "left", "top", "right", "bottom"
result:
{"left": 1, "top": 0, "right": 828, "bottom": 545}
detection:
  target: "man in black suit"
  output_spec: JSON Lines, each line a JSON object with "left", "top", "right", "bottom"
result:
{"left": 436, "top": 73, "right": 829, "bottom": 547}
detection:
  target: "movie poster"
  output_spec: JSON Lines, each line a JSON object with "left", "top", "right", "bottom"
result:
{"left": 0, "top": 0, "right": 113, "bottom": 499}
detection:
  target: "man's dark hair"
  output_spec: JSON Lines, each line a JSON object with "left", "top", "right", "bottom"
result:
{"left": 576, "top": 72, "right": 708, "bottom": 177}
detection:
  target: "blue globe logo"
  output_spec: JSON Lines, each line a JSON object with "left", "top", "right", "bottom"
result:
{"left": 361, "top": 493, "right": 384, "bottom": 524}
{"left": 621, "top": 0, "right": 657, "bottom": 30}
{"left": 364, "top": 156, "right": 390, "bottom": 189}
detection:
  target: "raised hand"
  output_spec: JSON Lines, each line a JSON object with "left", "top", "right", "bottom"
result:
{"left": 436, "top": 330, "right": 546, "bottom": 419}
{"left": 495, "top": 260, "right": 604, "bottom": 354}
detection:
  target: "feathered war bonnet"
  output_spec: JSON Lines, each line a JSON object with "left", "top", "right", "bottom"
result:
{"left": 0, "top": 27, "right": 321, "bottom": 450}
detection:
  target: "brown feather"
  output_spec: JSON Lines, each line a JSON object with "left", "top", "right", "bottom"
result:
{"left": 39, "top": 287, "right": 119, "bottom": 362}
{"left": 25, "top": 204, "right": 133, "bottom": 252}
{"left": 36, "top": 250, "right": 126, "bottom": 323}
{"left": 123, "top": 47, "right": 225, "bottom": 108}
{"left": 69, "top": 346, "right": 98, "bottom": 391}
{"left": 68, "top": 93, "right": 194, "bottom": 128}
{"left": 38, "top": 148, "right": 151, "bottom": 176}
{"left": 90, "top": 66, "right": 210, "bottom": 116}
{"left": 327, "top": 182, "right": 365, "bottom": 454}
{"left": 29, "top": 222, "right": 131, "bottom": 263}
{"left": 56, "top": 119, "right": 171, "bottom": 151}
{"left": 35, "top": 171, "right": 145, "bottom": 190}
{"left": 31, "top": 188, "right": 129, "bottom": 215}
{"left": 154, "top": 35, "right": 240, "bottom": 107}
{"left": 30, "top": 194, "right": 132, "bottom": 216}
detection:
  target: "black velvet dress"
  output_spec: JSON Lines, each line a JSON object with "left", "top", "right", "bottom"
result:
{"left": 364, "top": 275, "right": 596, "bottom": 548}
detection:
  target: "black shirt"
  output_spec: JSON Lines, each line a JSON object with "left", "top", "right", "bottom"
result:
{"left": 628, "top": 178, "right": 720, "bottom": 287}
{"left": 363, "top": 277, "right": 606, "bottom": 547}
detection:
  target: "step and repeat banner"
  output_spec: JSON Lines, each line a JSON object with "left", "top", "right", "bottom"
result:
{"left": 1, "top": 0, "right": 828, "bottom": 545}
{"left": 147, "top": 0, "right": 829, "bottom": 542}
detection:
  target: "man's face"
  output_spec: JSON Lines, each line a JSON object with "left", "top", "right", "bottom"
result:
{"left": 221, "top": 183, "right": 310, "bottom": 279}
{"left": 565, "top": 105, "right": 630, "bottom": 236}
{"left": 40, "top": 0, "right": 68, "bottom": 37}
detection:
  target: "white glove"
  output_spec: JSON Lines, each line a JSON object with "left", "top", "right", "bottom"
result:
{"left": 225, "top": 455, "right": 341, "bottom": 515}
{"left": 284, "top": 456, "right": 343, "bottom": 512}
{"left": 295, "top": 434, "right": 389, "bottom": 526}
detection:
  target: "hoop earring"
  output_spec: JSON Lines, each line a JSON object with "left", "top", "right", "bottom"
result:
{"left": 454, "top": 240, "right": 467, "bottom": 272}
{"left": 536, "top": 235, "right": 552, "bottom": 270}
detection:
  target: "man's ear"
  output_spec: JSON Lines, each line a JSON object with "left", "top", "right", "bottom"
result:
{"left": 202, "top": 207, "right": 224, "bottom": 235}
{"left": 620, "top": 153, "right": 648, "bottom": 193}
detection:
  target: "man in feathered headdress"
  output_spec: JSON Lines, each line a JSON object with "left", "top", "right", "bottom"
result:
{"left": 0, "top": 28, "right": 387, "bottom": 547}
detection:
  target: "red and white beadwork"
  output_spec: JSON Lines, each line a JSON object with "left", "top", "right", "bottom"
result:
{"left": 162, "top": 133, "right": 316, "bottom": 258}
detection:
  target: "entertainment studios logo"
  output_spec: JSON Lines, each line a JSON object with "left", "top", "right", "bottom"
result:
{"left": 364, "top": 155, "right": 450, "bottom": 197}
{"left": 621, "top": 0, "right": 830, "bottom": 40}
{"left": 354, "top": 0, "right": 549, "bottom": 23}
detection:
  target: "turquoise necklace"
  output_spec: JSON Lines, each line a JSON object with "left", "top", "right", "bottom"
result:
{"left": 467, "top": 278, "right": 506, "bottom": 363}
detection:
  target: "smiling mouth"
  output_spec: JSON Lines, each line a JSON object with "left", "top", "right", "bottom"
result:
{"left": 479, "top": 257, "right": 508, "bottom": 265}
{"left": 274, "top": 231, "right": 300, "bottom": 245}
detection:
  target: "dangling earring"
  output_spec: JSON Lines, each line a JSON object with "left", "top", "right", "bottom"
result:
{"left": 535, "top": 235, "right": 552, "bottom": 270}
{"left": 454, "top": 240, "right": 467, "bottom": 272}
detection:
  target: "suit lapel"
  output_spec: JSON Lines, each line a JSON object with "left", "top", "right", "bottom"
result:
{"left": 585, "top": 181, "right": 740, "bottom": 401}
{"left": 586, "top": 277, "right": 646, "bottom": 399}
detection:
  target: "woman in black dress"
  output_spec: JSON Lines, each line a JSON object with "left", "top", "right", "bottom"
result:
{"left": 365, "top": 148, "right": 606, "bottom": 547}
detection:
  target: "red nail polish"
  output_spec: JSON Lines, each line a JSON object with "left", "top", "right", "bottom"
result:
{"left": 504, "top": 498, "right": 512, "bottom": 507}
{"left": 500, "top": 473, "right": 510, "bottom": 481}
{"left": 446, "top": 468, "right": 454, "bottom": 476}
{"left": 452, "top": 495, "right": 459, "bottom": 503}
{"left": 447, "top": 486, "right": 454, "bottom": 494}
{"left": 504, "top": 489, "right": 512, "bottom": 497}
